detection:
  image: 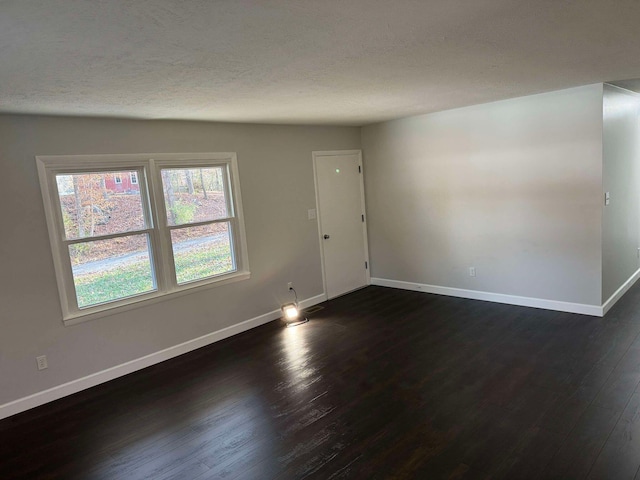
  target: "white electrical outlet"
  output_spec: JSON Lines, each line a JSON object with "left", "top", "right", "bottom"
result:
{"left": 469, "top": 267, "right": 476, "bottom": 277}
{"left": 288, "top": 282, "right": 293, "bottom": 290}
{"left": 36, "top": 355, "right": 48, "bottom": 371}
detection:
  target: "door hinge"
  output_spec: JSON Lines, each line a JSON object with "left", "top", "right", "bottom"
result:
{"left": 361, "top": 214, "right": 365, "bottom": 222}
{"left": 365, "top": 261, "right": 368, "bottom": 269}
{"left": 358, "top": 165, "right": 362, "bottom": 173}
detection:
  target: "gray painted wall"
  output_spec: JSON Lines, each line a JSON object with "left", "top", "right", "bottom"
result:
{"left": 602, "top": 85, "right": 640, "bottom": 300}
{"left": 362, "top": 85, "right": 604, "bottom": 306}
{"left": 0, "top": 115, "right": 360, "bottom": 405}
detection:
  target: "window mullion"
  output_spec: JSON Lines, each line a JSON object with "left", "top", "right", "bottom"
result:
{"left": 134, "top": 163, "right": 165, "bottom": 295}
{"left": 148, "top": 159, "right": 176, "bottom": 291}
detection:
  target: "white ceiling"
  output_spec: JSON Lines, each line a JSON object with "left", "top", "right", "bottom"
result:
{"left": 2, "top": 1, "right": 640, "bottom": 126}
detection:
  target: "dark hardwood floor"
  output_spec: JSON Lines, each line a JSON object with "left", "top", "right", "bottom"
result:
{"left": 4, "top": 284, "right": 640, "bottom": 479}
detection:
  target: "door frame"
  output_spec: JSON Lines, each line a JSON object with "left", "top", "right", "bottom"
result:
{"left": 312, "top": 150, "right": 371, "bottom": 300}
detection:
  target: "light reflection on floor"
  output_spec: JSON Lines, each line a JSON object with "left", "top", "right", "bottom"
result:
{"left": 281, "top": 323, "right": 319, "bottom": 395}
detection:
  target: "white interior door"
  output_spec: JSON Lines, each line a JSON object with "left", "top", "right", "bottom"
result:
{"left": 314, "top": 150, "right": 369, "bottom": 299}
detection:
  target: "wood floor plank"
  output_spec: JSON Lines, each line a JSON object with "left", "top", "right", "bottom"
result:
{"left": 586, "top": 392, "right": 640, "bottom": 480}
{"left": 538, "top": 405, "right": 621, "bottom": 478}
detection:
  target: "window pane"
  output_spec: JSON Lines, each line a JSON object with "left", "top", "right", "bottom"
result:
{"left": 69, "top": 234, "right": 156, "bottom": 308}
{"left": 161, "top": 167, "right": 229, "bottom": 226}
{"left": 171, "top": 222, "right": 235, "bottom": 284}
{"left": 56, "top": 172, "right": 145, "bottom": 240}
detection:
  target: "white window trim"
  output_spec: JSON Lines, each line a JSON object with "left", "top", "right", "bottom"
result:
{"left": 36, "top": 153, "right": 250, "bottom": 326}
{"left": 130, "top": 171, "right": 138, "bottom": 184}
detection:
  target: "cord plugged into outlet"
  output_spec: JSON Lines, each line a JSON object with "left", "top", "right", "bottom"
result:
{"left": 288, "top": 283, "right": 299, "bottom": 307}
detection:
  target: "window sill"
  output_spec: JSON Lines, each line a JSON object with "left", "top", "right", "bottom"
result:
{"left": 62, "top": 271, "right": 251, "bottom": 326}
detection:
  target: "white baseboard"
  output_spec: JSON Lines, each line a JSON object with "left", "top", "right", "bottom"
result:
{"left": 298, "top": 294, "right": 328, "bottom": 309}
{"left": 371, "top": 278, "right": 603, "bottom": 317}
{"left": 602, "top": 268, "right": 640, "bottom": 316}
{"left": 0, "top": 293, "right": 327, "bottom": 420}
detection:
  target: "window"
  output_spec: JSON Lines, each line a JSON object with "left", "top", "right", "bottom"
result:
{"left": 114, "top": 174, "right": 122, "bottom": 184}
{"left": 37, "top": 153, "right": 250, "bottom": 324}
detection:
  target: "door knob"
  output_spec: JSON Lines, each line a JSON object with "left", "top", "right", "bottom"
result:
{"left": 323, "top": 234, "right": 330, "bottom": 239}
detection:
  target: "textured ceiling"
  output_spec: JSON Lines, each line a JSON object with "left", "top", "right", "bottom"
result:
{"left": 1, "top": 0, "right": 640, "bottom": 126}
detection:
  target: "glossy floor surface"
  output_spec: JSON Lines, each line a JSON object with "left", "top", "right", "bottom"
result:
{"left": 3, "top": 285, "right": 640, "bottom": 479}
